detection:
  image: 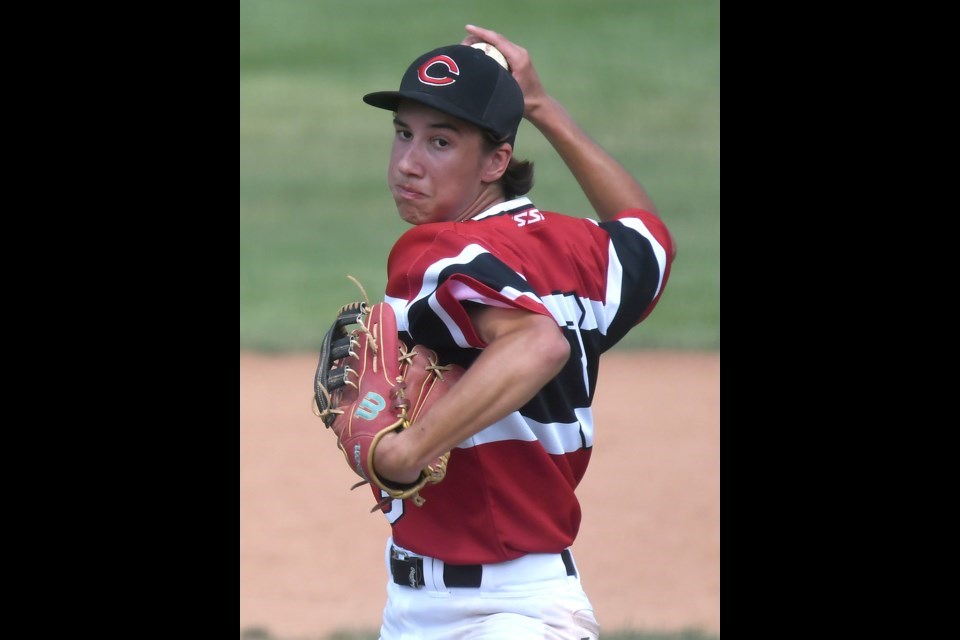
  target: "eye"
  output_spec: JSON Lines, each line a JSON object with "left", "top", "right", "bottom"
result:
{"left": 432, "top": 137, "right": 450, "bottom": 149}
{"left": 395, "top": 130, "right": 413, "bottom": 141}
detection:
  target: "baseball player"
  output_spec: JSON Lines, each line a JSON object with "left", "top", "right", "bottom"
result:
{"left": 351, "top": 25, "right": 675, "bottom": 639}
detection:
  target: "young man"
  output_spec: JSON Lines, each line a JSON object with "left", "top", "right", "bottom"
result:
{"left": 360, "top": 25, "right": 676, "bottom": 639}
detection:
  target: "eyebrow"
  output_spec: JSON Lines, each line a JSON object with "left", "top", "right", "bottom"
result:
{"left": 393, "top": 116, "right": 462, "bottom": 134}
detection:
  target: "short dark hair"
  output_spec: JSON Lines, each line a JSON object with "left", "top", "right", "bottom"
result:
{"left": 483, "top": 130, "right": 534, "bottom": 199}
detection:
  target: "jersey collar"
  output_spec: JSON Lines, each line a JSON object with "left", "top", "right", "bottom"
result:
{"left": 469, "top": 197, "right": 534, "bottom": 221}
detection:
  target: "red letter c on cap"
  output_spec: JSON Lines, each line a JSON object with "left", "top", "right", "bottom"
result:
{"left": 418, "top": 55, "right": 460, "bottom": 86}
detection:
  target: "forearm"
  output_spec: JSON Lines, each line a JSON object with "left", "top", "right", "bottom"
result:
{"left": 462, "top": 25, "right": 659, "bottom": 222}
{"left": 373, "top": 314, "right": 569, "bottom": 484}
{"left": 527, "top": 96, "right": 659, "bottom": 221}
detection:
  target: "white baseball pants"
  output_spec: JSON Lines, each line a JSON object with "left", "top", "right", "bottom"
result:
{"left": 379, "top": 537, "right": 600, "bottom": 639}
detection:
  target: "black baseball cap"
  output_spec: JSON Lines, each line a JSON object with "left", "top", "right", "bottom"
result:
{"left": 363, "top": 44, "right": 524, "bottom": 147}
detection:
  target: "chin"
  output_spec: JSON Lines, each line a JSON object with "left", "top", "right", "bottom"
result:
{"left": 395, "top": 204, "right": 424, "bottom": 226}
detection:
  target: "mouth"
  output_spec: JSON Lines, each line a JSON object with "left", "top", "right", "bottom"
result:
{"left": 394, "top": 184, "right": 425, "bottom": 200}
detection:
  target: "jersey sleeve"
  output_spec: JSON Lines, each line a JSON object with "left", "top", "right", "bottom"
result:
{"left": 597, "top": 209, "right": 677, "bottom": 348}
{"left": 385, "top": 224, "right": 553, "bottom": 350}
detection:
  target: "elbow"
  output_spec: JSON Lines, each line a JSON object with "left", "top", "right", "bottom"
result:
{"left": 541, "top": 323, "right": 571, "bottom": 377}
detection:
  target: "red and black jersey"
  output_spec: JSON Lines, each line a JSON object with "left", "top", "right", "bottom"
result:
{"left": 376, "top": 197, "right": 676, "bottom": 565}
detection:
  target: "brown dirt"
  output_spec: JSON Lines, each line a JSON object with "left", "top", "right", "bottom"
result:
{"left": 240, "top": 350, "right": 720, "bottom": 637}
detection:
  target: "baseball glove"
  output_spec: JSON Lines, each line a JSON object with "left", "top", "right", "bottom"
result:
{"left": 313, "top": 301, "right": 464, "bottom": 510}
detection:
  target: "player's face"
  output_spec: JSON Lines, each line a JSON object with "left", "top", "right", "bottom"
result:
{"left": 389, "top": 101, "right": 496, "bottom": 225}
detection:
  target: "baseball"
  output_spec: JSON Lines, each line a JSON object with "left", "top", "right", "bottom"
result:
{"left": 471, "top": 42, "right": 509, "bottom": 70}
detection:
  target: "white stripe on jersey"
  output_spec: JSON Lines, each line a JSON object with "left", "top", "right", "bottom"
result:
{"left": 498, "top": 285, "right": 541, "bottom": 306}
{"left": 385, "top": 243, "right": 492, "bottom": 334}
{"left": 585, "top": 214, "right": 671, "bottom": 321}
{"left": 385, "top": 295, "right": 410, "bottom": 332}
{"left": 428, "top": 294, "right": 470, "bottom": 347}
{"left": 425, "top": 281, "right": 546, "bottom": 347}
{"left": 458, "top": 407, "right": 595, "bottom": 454}
{"left": 446, "top": 280, "right": 514, "bottom": 309}
{"left": 470, "top": 196, "right": 533, "bottom": 221}
{"left": 618, "top": 216, "right": 669, "bottom": 298}
{"left": 386, "top": 246, "right": 547, "bottom": 347}
{"left": 604, "top": 242, "right": 624, "bottom": 331}
{"left": 539, "top": 292, "right": 591, "bottom": 395}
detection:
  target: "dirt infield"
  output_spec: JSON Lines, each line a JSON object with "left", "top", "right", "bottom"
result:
{"left": 240, "top": 350, "right": 720, "bottom": 637}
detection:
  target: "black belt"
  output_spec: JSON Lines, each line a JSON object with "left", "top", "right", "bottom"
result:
{"left": 390, "top": 547, "right": 576, "bottom": 589}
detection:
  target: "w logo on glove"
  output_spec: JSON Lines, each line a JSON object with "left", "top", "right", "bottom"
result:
{"left": 355, "top": 392, "right": 386, "bottom": 420}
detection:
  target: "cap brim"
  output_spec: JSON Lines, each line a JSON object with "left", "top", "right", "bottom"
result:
{"left": 362, "top": 91, "right": 404, "bottom": 112}
{"left": 363, "top": 90, "right": 499, "bottom": 139}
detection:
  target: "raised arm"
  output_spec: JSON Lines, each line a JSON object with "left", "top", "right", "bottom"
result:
{"left": 463, "top": 24, "right": 659, "bottom": 222}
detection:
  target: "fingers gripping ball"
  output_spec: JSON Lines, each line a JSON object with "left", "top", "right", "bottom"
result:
{"left": 471, "top": 42, "right": 509, "bottom": 70}
{"left": 313, "top": 302, "right": 464, "bottom": 509}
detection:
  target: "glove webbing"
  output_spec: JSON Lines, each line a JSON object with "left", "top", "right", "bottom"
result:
{"left": 314, "top": 302, "right": 367, "bottom": 426}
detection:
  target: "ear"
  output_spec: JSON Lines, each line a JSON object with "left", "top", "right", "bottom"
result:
{"left": 480, "top": 143, "right": 512, "bottom": 184}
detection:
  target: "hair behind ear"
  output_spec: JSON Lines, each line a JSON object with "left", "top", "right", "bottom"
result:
{"left": 501, "top": 158, "right": 534, "bottom": 199}
{"left": 483, "top": 130, "right": 534, "bottom": 199}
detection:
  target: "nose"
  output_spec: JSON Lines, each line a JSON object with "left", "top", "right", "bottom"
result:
{"left": 395, "top": 142, "right": 423, "bottom": 178}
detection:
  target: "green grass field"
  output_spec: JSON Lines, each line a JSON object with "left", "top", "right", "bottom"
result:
{"left": 240, "top": 0, "right": 720, "bottom": 351}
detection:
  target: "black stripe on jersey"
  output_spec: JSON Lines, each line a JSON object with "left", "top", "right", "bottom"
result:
{"left": 403, "top": 251, "right": 539, "bottom": 351}
{"left": 517, "top": 298, "right": 603, "bottom": 425}
{"left": 520, "top": 377, "right": 581, "bottom": 426}
{"left": 600, "top": 220, "right": 665, "bottom": 351}
{"left": 519, "top": 351, "right": 597, "bottom": 426}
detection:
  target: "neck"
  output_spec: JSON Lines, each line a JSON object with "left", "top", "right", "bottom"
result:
{"left": 453, "top": 189, "right": 506, "bottom": 222}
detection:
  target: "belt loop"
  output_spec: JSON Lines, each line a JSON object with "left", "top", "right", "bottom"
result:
{"left": 561, "top": 549, "right": 577, "bottom": 577}
{"left": 443, "top": 562, "right": 483, "bottom": 588}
